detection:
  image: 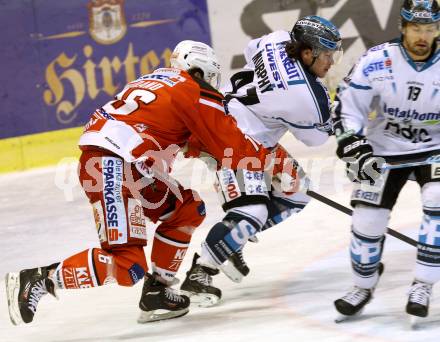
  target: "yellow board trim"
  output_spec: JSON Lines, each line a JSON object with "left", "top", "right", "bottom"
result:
{"left": 0, "top": 127, "right": 83, "bottom": 173}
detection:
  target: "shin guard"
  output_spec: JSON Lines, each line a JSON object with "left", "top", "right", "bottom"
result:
{"left": 51, "top": 247, "right": 147, "bottom": 289}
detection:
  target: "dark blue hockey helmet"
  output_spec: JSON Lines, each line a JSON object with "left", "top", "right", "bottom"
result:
{"left": 290, "top": 15, "right": 342, "bottom": 53}
{"left": 400, "top": 0, "right": 440, "bottom": 25}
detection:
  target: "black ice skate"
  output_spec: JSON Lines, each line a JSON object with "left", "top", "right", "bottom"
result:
{"left": 180, "top": 253, "right": 221, "bottom": 307}
{"left": 138, "top": 273, "right": 190, "bottom": 323}
{"left": 5, "top": 267, "right": 57, "bottom": 325}
{"left": 219, "top": 249, "right": 250, "bottom": 283}
{"left": 334, "top": 262, "right": 384, "bottom": 322}
{"left": 406, "top": 280, "right": 432, "bottom": 319}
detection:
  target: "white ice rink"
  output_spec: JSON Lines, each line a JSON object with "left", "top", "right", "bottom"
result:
{"left": 1, "top": 137, "right": 438, "bottom": 342}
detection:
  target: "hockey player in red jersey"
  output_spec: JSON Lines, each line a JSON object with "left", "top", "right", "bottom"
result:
{"left": 180, "top": 16, "right": 342, "bottom": 306}
{"left": 5, "top": 40, "right": 298, "bottom": 325}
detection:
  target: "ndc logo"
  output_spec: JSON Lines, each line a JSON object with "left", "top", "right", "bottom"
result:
{"left": 384, "top": 121, "right": 432, "bottom": 143}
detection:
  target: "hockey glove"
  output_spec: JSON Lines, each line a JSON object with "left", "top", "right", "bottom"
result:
{"left": 271, "top": 145, "right": 303, "bottom": 195}
{"left": 336, "top": 134, "right": 383, "bottom": 184}
{"left": 182, "top": 134, "right": 216, "bottom": 160}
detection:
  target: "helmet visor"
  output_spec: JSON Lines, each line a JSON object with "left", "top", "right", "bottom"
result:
{"left": 318, "top": 36, "right": 341, "bottom": 50}
{"left": 332, "top": 48, "right": 344, "bottom": 65}
{"left": 316, "top": 38, "right": 343, "bottom": 64}
{"left": 315, "top": 46, "right": 344, "bottom": 65}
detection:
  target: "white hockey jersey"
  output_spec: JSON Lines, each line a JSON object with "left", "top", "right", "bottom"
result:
{"left": 336, "top": 38, "right": 440, "bottom": 156}
{"left": 223, "top": 30, "right": 332, "bottom": 149}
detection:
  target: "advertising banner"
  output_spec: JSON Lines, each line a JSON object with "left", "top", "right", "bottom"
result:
{"left": 0, "top": 0, "right": 410, "bottom": 172}
{"left": 209, "top": 0, "right": 402, "bottom": 89}
{"left": 0, "top": 0, "right": 211, "bottom": 139}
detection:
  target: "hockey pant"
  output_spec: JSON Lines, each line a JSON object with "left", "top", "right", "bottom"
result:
{"left": 50, "top": 149, "right": 205, "bottom": 289}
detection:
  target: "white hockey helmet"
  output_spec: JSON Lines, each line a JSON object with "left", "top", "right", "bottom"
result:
{"left": 170, "top": 40, "right": 221, "bottom": 89}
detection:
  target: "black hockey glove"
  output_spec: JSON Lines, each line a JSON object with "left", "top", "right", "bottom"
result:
{"left": 336, "top": 134, "right": 383, "bottom": 184}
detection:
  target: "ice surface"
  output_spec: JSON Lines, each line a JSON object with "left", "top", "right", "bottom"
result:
{"left": 0, "top": 137, "right": 437, "bottom": 342}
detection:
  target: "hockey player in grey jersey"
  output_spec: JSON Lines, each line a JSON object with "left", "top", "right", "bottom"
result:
{"left": 333, "top": 0, "right": 440, "bottom": 322}
{"left": 180, "top": 15, "right": 342, "bottom": 306}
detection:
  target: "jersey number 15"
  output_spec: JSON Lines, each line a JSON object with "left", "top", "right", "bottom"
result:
{"left": 102, "top": 89, "right": 157, "bottom": 115}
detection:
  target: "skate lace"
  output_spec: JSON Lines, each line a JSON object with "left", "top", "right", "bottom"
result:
{"left": 236, "top": 250, "right": 247, "bottom": 266}
{"left": 408, "top": 282, "right": 432, "bottom": 305}
{"left": 189, "top": 269, "right": 212, "bottom": 286}
{"left": 28, "top": 280, "right": 48, "bottom": 314}
{"left": 341, "top": 286, "right": 370, "bottom": 306}
{"left": 164, "top": 287, "right": 185, "bottom": 303}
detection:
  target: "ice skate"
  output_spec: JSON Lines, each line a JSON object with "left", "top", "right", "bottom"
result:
{"left": 180, "top": 253, "right": 221, "bottom": 307}
{"left": 334, "top": 262, "right": 384, "bottom": 323}
{"left": 5, "top": 267, "right": 57, "bottom": 325}
{"left": 406, "top": 280, "right": 432, "bottom": 328}
{"left": 218, "top": 249, "right": 250, "bottom": 283}
{"left": 138, "top": 273, "right": 190, "bottom": 323}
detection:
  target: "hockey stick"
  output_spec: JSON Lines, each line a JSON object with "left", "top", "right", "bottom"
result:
{"left": 383, "top": 154, "right": 440, "bottom": 170}
{"left": 305, "top": 189, "right": 417, "bottom": 247}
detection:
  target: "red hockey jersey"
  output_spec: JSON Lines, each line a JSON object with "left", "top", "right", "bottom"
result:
{"left": 79, "top": 68, "right": 270, "bottom": 171}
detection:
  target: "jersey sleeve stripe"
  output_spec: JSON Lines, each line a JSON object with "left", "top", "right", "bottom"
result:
{"left": 155, "top": 232, "right": 190, "bottom": 248}
{"left": 199, "top": 98, "right": 225, "bottom": 112}
{"left": 200, "top": 90, "right": 224, "bottom": 104}
{"left": 297, "top": 62, "right": 328, "bottom": 124}
{"left": 349, "top": 82, "right": 372, "bottom": 90}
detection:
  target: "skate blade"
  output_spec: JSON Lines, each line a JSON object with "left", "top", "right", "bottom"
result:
{"left": 334, "top": 308, "right": 364, "bottom": 323}
{"left": 137, "top": 308, "right": 189, "bottom": 323}
{"left": 181, "top": 291, "right": 220, "bottom": 308}
{"left": 408, "top": 314, "right": 426, "bottom": 329}
{"left": 5, "top": 273, "right": 23, "bottom": 326}
{"left": 218, "top": 262, "right": 244, "bottom": 283}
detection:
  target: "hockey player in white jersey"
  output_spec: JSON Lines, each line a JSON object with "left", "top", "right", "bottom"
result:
{"left": 180, "top": 15, "right": 342, "bottom": 306}
{"left": 333, "top": 0, "right": 440, "bottom": 322}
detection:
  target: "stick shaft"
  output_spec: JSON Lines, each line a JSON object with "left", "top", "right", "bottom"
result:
{"left": 306, "top": 190, "right": 417, "bottom": 247}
